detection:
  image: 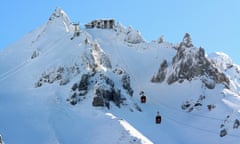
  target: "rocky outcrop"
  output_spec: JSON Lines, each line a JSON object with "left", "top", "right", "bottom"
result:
{"left": 93, "top": 73, "right": 123, "bottom": 108}
{"left": 114, "top": 24, "right": 145, "bottom": 44}
{"left": 121, "top": 73, "right": 134, "bottom": 96}
{"left": 81, "top": 41, "right": 112, "bottom": 73}
{"left": 151, "top": 33, "right": 230, "bottom": 89}
{"left": 67, "top": 68, "right": 134, "bottom": 109}
{"left": 31, "top": 50, "right": 39, "bottom": 59}
{"left": 78, "top": 74, "right": 90, "bottom": 95}
{"left": 93, "top": 86, "right": 121, "bottom": 108}
{"left": 67, "top": 73, "right": 90, "bottom": 105}
{"left": 124, "top": 27, "right": 145, "bottom": 44}
{"left": 181, "top": 95, "right": 205, "bottom": 112}
{"left": 151, "top": 59, "right": 168, "bottom": 83}
{"left": 35, "top": 65, "right": 80, "bottom": 87}
{"left": 92, "top": 96, "right": 105, "bottom": 107}
{"left": 113, "top": 68, "right": 134, "bottom": 96}
{"left": 219, "top": 115, "right": 240, "bottom": 137}
{"left": 92, "top": 43, "right": 112, "bottom": 69}
{"left": 48, "top": 7, "right": 72, "bottom": 26}
{"left": 0, "top": 134, "right": 3, "bottom": 144}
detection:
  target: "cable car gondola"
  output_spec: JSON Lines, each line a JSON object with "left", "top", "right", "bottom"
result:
{"left": 141, "top": 95, "right": 146, "bottom": 103}
{"left": 139, "top": 91, "right": 146, "bottom": 103}
{"left": 155, "top": 112, "right": 162, "bottom": 124}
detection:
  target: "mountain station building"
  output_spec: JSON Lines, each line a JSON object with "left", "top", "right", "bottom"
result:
{"left": 85, "top": 19, "right": 115, "bottom": 29}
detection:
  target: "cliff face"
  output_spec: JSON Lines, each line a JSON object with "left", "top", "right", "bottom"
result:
{"left": 151, "top": 33, "right": 229, "bottom": 89}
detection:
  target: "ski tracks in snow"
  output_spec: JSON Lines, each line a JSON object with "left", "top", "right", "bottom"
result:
{"left": 0, "top": 60, "right": 30, "bottom": 82}
{"left": 0, "top": 33, "right": 70, "bottom": 83}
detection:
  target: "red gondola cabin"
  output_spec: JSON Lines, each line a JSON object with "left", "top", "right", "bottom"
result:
{"left": 141, "top": 95, "right": 146, "bottom": 103}
{"left": 155, "top": 112, "right": 161, "bottom": 124}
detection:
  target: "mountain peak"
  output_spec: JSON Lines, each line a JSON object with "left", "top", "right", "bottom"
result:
{"left": 49, "top": 7, "right": 69, "bottom": 20}
{"left": 48, "top": 7, "right": 73, "bottom": 32}
{"left": 180, "top": 33, "right": 194, "bottom": 48}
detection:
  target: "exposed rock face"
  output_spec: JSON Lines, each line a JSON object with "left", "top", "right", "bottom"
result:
{"left": 92, "top": 96, "right": 105, "bottom": 107}
{"left": 92, "top": 69, "right": 134, "bottom": 108}
{"left": 114, "top": 24, "right": 145, "bottom": 44}
{"left": 0, "top": 134, "right": 3, "bottom": 144}
{"left": 125, "top": 27, "right": 145, "bottom": 44}
{"left": 181, "top": 95, "right": 205, "bottom": 112}
{"left": 151, "top": 59, "right": 168, "bottom": 83}
{"left": 93, "top": 73, "right": 122, "bottom": 108}
{"left": 121, "top": 73, "right": 134, "bottom": 96}
{"left": 81, "top": 41, "right": 112, "bottom": 72}
{"left": 68, "top": 73, "right": 90, "bottom": 105}
{"left": 78, "top": 74, "right": 89, "bottom": 95}
{"left": 218, "top": 116, "right": 240, "bottom": 137}
{"left": 67, "top": 68, "right": 134, "bottom": 109}
{"left": 35, "top": 65, "right": 80, "bottom": 87}
{"left": 152, "top": 33, "right": 230, "bottom": 89}
{"left": 92, "top": 43, "right": 112, "bottom": 69}
{"left": 94, "top": 86, "right": 121, "bottom": 108}
{"left": 180, "top": 33, "right": 194, "bottom": 48}
{"left": 48, "top": 7, "right": 72, "bottom": 25}
{"left": 31, "top": 50, "right": 39, "bottom": 59}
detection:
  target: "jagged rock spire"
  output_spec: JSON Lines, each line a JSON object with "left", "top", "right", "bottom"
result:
{"left": 181, "top": 33, "right": 194, "bottom": 48}
{"left": 152, "top": 44, "right": 230, "bottom": 89}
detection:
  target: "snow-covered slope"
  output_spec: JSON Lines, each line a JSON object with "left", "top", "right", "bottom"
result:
{"left": 1, "top": 8, "right": 240, "bottom": 144}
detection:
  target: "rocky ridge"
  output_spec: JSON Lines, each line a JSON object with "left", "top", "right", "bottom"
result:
{"left": 151, "top": 33, "right": 230, "bottom": 89}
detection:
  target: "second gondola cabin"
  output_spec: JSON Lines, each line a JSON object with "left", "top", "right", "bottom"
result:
{"left": 155, "top": 112, "right": 161, "bottom": 124}
{"left": 140, "top": 95, "right": 146, "bottom": 103}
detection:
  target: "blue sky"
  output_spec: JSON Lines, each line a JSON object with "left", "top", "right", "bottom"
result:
{"left": 1, "top": 0, "right": 239, "bottom": 64}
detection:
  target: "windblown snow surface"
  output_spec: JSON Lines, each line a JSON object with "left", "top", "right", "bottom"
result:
{"left": 1, "top": 8, "right": 240, "bottom": 144}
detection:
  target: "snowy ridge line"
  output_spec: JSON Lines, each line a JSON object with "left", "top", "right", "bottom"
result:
{"left": 118, "top": 119, "right": 154, "bottom": 144}
{"left": 146, "top": 97, "right": 240, "bottom": 138}
{"left": 30, "top": 23, "right": 48, "bottom": 47}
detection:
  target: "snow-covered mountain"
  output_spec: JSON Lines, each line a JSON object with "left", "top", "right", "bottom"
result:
{"left": 1, "top": 8, "right": 240, "bottom": 144}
